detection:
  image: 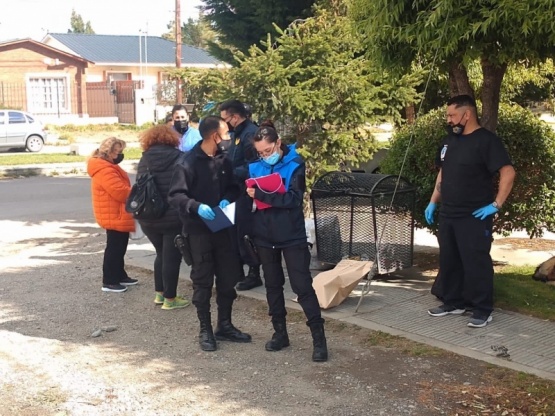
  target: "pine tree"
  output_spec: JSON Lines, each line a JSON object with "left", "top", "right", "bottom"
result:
{"left": 201, "top": 0, "right": 316, "bottom": 63}
{"left": 68, "top": 9, "right": 95, "bottom": 34}
{"left": 170, "top": 4, "right": 421, "bottom": 190}
{"left": 162, "top": 17, "right": 215, "bottom": 49}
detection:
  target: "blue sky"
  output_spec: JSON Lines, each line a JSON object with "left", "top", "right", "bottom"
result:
{"left": 0, "top": 0, "right": 203, "bottom": 41}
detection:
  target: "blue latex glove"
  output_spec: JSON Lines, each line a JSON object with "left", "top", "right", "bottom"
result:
{"left": 198, "top": 204, "right": 215, "bottom": 220}
{"left": 424, "top": 202, "right": 437, "bottom": 225}
{"left": 219, "top": 199, "right": 230, "bottom": 209}
{"left": 472, "top": 203, "right": 498, "bottom": 220}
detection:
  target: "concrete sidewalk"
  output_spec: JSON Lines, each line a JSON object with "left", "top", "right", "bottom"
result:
{"left": 126, "top": 235, "right": 555, "bottom": 382}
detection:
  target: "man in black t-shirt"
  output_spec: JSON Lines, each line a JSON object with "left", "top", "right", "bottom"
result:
{"left": 424, "top": 95, "right": 515, "bottom": 328}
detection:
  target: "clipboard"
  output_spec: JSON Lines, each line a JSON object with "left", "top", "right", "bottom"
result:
{"left": 245, "top": 173, "right": 286, "bottom": 210}
{"left": 201, "top": 202, "right": 236, "bottom": 233}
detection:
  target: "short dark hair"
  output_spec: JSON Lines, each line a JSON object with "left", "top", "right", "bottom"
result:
{"left": 447, "top": 94, "right": 476, "bottom": 108}
{"left": 199, "top": 116, "right": 223, "bottom": 140}
{"left": 171, "top": 104, "right": 188, "bottom": 116}
{"left": 254, "top": 120, "right": 279, "bottom": 144}
{"left": 219, "top": 99, "right": 247, "bottom": 118}
{"left": 243, "top": 103, "right": 253, "bottom": 119}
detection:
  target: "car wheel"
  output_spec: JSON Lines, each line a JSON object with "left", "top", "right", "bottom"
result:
{"left": 26, "top": 135, "right": 44, "bottom": 152}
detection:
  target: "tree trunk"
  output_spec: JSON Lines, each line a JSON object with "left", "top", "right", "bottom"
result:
{"left": 405, "top": 104, "right": 415, "bottom": 124}
{"left": 480, "top": 57, "right": 507, "bottom": 133}
{"left": 448, "top": 61, "right": 474, "bottom": 98}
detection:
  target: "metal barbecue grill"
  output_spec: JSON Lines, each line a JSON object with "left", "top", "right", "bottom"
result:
{"left": 311, "top": 172, "right": 416, "bottom": 276}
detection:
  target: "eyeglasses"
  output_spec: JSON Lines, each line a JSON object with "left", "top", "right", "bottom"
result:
{"left": 257, "top": 143, "right": 277, "bottom": 158}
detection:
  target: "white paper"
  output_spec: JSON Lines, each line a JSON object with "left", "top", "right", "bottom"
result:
{"left": 221, "top": 202, "right": 236, "bottom": 224}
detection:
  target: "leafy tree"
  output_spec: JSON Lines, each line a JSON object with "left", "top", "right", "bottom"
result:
{"left": 380, "top": 103, "right": 555, "bottom": 237}
{"left": 170, "top": 5, "right": 421, "bottom": 195}
{"left": 68, "top": 9, "right": 95, "bottom": 34}
{"left": 162, "top": 17, "right": 216, "bottom": 49}
{"left": 200, "top": 0, "right": 317, "bottom": 63}
{"left": 501, "top": 59, "right": 555, "bottom": 108}
{"left": 349, "top": 0, "right": 555, "bottom": 132}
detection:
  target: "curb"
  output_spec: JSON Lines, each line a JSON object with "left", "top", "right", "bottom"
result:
{"left": 0, "top": 160, "right": 139, "bottom": 177}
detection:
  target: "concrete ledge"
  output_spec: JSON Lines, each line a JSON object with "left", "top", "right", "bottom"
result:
{"left": 69, "top": 143, "right": 98, "bottom": 156}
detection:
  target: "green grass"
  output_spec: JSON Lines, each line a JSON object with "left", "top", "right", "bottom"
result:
{"left": 0, "top": 148, "right": 142, "bottom": 166}
{"left": 46, "top": 122, "right": 154, "bottom": 133}
{"left": 494, "top": 265, "right": 555, "bottom": 320}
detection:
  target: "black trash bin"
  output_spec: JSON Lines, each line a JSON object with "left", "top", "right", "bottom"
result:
{"left": 311, "top": 172, "right": 416, "bottom": 275}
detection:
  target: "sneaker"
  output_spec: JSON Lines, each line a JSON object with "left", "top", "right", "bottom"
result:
{"left": 161, "top": 297, "right": 190, "bottom": 310}
{"left": 120, "top": 277, "right": 139, "bottom": 286}
{"left": 154, "top": 293, "right": 165, "bottom": 305}
{"left": 467, "top": 314, "right": 493, "bottom": 328}
{"left": 428, "top": 304, "right": 466, "bottom": 317}
{"left": 154, "top": 293, "right": 186, "bottom": 305}
{"left": 102, "top": 284, "right": 128, "bottom": 293}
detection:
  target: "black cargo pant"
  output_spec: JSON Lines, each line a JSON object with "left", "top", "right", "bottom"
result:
{"left": 103, "top": 229, "right": 129, "bottom": 285}
{"left": 141, "top": 224, "right": 183, "bottom": 299}
{"left": 189, "top": 229, "right": 243, "bottom": 313}
{"left": 257, "top": 243, "right": 324, "bottom": 326}
{"left": 439, "top": 215, "right": 494, "bottom": 316}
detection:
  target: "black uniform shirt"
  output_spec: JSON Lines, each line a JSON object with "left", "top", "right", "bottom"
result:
{"left": 168, "top": 142, "right": 239, "bottom": 234}
{"left": 227, "top": 119, "right": 258, "bottom": 182}
{"left": 436, "top": 127, "right": 512, "bottom": 218}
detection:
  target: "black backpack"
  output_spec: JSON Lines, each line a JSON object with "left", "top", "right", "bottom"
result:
{"left": 125, "top": 159, "right": 167, "bottom": 220}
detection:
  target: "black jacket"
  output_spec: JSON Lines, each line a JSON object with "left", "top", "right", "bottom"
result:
{"left": 249, "top": 145, "right": 307, "bottom": 249}
{"left": 228, "top": 118, "right": 258, "bottom": 182}
{"left": 168, "top": 142, "right": 240, "bottom": 235}
{"left": 136, "top": 144, "right": 184, "bottom": 231}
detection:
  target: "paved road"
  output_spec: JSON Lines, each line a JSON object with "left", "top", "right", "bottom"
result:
{"left": 0, "top": 176, "right": 94, "bottom": 221}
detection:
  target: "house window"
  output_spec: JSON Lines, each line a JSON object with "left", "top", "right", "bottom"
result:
{"left": 107, "top": 73, "right": 131, "bottom": 83}
{"left": 26, "top": 76, "right": 70, "bottom": 114}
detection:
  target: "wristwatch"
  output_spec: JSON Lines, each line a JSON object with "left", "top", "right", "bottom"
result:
{"left": 492, "top": 201, "right": 501, "bottom": 209}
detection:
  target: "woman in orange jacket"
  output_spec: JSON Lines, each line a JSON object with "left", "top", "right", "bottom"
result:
{"left": 87, "top": 137, "right": 138, "bottom": 293}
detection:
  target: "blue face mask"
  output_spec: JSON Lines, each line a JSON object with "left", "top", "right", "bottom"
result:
{"left": 263, "top": 151, "right": 280, "bottom": 165}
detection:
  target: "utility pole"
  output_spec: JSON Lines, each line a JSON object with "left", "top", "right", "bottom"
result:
{"left": 175, "top": 0, "right": 182, "bottom": 104}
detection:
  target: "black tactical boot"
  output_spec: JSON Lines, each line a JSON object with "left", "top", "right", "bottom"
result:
{"left": 309, "top": 323, "right": 328, "bottom": 362}
{"left": 265, "top": 320, "right": 290, "bottom": 352}
{"left": 236, "top": 265, "right": 263, "bottom": 291}
{"left": 197, "top": 311, "right": 217, "bottom": 352}
{"left": 214, "top": 307, "right": 252, "bottom": 342}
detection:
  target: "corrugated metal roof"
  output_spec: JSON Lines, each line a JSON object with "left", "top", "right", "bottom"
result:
{"left": 46, "top": 33, "right": 221, "bottom": 66}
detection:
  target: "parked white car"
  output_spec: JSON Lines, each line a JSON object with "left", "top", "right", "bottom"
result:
{"left": 0, "top": 110, "right": 46, "bottom": 152}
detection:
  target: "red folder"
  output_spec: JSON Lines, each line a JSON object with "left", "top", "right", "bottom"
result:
{"left": 245, "top": 173, "right": 286, "bottom": 209}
